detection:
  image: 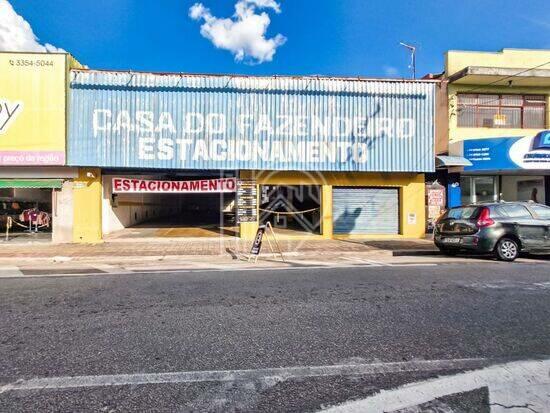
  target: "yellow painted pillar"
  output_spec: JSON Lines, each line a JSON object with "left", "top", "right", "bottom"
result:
{"left": 400, "top": 174, "right": 426, "bottom": 238}
{"left": 321, "top": 184, "right": 333, "bottom": 239}
{"left": 73, "top": 168, "right": 103, "bottom": 243}
{"left": 239, "top": 170, "right": 259, "bottom": 240}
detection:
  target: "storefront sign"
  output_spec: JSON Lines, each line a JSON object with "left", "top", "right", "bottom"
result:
{"left": 112, "top": 177, "right": 237, "bottom": 193}
{"left": 237, "top": 180, "right": 258, "bottom": 223}
{"left": 68, "top": 71, "right": 435, "bottom": 172}
{"left": 427, "top": 187, "right": 445, "bottom": 207}
{"left": 0, "top": 54, "right": 68, "bottom": 165}
{"left": 464, "top": 131, "right": 550, "bottom": 171}
{"left": 426, "top": 183, "right": 446, "bottom": 232}
{"left": 249, "top": 225, "right": 266, "bottom": 256}
{"left": 0, "top": 99, "right": 23, "bottom": 134}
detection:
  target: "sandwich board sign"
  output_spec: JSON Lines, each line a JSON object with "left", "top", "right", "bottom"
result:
{"left": 248, "top": 222, "right": 285, "bottom": 263}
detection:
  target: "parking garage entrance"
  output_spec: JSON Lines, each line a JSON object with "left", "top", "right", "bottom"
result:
{"left": 103, "top": 172, "right": 238, "bottom": 240}
{"left": 259, "top": 185, "right": 321, "bottom": 237}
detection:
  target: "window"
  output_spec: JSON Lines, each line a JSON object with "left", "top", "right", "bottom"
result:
{"left": 457, "top": 94, "right": 546, "bottom": 128}
{"left": 461, "top": 176, "right": 498, "bottom": 205}
{"left": 530, "top": 205, "right": 550, "bottom": 220}
{"left": 495, "top": 204, "right": 533, "bottom": 219}
{"left": 447, "top": 207, "right": 479, "bottom": 220}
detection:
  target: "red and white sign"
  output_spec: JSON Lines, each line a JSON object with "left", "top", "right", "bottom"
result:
{"left": 112, "top": 177, "right": 237, "bottom": 193}
{"left": 427, "top": 188, "right": 445, "bottom": 207}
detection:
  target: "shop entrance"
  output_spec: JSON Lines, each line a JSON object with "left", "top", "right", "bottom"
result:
{"left": 259, "top": 185, "right": 321, "bottom": 237}
{"left": 103, "top": 173, "right": 238, "bottom": 240}
{"left": 0, "top": 183, "right": 55, "bottom": 243}
{"left": 333, "top": 187, "right": 399, "bottom": 235}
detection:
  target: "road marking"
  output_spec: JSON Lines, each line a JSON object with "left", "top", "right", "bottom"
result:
{"left": 320, "top": 358, "right": 550, "bottom": 412}
{"left": 391, "top": 263, "right": 438, "bottom": 267}
{"left": 91, "top": 264, "right": 128, "bottom": 274}
{"left": 356, "top": 258, "right": 393, "bottom": 267}
{"left": 0, "top": 358, "right": 493, "bottom": 393}
{"left": 0, "top": 266, "right": 23, "bottom": 278}
{"left": 340, "top": 257, "right": 383, "bottom": 266}
{"left": 0, "top": 263, "right": 440, "bottom": 278}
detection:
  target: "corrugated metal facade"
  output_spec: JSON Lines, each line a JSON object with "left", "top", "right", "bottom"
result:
{"left": 333, "top": 187, "right": 399, "bottom": 234}
{"left": 68, "top": 70, "right": 435, "bottom": 172}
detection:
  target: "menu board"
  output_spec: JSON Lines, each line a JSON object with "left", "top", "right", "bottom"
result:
{"left": 237, "top": 180, "right": 258, "bottom": 223}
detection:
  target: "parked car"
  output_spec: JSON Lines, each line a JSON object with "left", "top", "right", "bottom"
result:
{"left": 434, "top": 202, "right": 550, "bottom": 261}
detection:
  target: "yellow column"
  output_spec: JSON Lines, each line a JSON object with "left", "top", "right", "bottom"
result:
{"left": 400, "top": 174, "right": 426, "bottom": 238}
{"left": 321, "top": 184, "right": 333, "bottom": 239}
{"left": 73, "top": 168, "right": 103, "bottom": 243}
{"left": 239, "top": 170, "right": 259, "bottom": 240}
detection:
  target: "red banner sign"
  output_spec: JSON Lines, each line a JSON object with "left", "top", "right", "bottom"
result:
{"left": 112, "top": 177, "right": 237, "bottom": 193}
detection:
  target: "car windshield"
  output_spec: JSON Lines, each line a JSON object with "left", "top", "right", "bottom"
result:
{"left": 446, "top": 206, "right": 479, "bottom": 220}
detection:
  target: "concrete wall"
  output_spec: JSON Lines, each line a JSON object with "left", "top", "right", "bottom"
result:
{"left": 501, "top": 175, "right": 546, "bottom": 204}
{"left": 73, "top": 168, "right": 102, "bottom": 243}
{"left": 52, "top": 181, "right": 73, "bottom": 243}
{"left": 434, "top": 80, "right": 450, "bottom": 155}
{"left": 445, "top": 49, "right": 550, "bottom": 77}
{"left": 102, "top": 175, "right": 174, "bottom": 235}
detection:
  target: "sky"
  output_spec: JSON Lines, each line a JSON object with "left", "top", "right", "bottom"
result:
{"left": 1, "top": 0, "right": 550, "bottom": 78}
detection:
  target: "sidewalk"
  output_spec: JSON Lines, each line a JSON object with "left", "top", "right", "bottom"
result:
{"left": 0, "top": 238, "right": 437, "bottom": 260}
{"left": 2, "top": 238, "right": 547, "bottom": 278}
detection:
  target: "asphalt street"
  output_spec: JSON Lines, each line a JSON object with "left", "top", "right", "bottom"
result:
{"left": 1, "top": 261, "right": 550, "bottom": 412}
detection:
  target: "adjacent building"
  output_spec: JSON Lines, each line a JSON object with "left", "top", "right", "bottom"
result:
{"left": 436, "top": 49, "right": 550, "bottom": 208}
{"left": 0, "top": 52, "right": 87, "bottom": 243}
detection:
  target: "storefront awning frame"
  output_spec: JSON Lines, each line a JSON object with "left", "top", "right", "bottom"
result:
{"left": 435, "top": 156, "right": 473, "bottom": 169}
{"left": 0, "top": 179, "right": 64, "bottom": 189}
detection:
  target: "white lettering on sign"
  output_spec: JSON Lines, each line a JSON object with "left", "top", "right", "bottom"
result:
{"left": 112, "top": 177, "right": 237, "bottom": 193}
{"left": 0, "top": 99, "right": 23, "bottom": 134}
{"left": 92, "top": 109, "right": 417, "bottom": 165}
{"left": 93, "top": 110, "right": 416, "bottom": 140}
{"left": 134, "top": 137, "right": 377, "bottom": 163}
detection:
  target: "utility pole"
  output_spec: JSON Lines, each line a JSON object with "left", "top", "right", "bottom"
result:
{"left": 400, "top": 42, "right": 416, "bottom": 79}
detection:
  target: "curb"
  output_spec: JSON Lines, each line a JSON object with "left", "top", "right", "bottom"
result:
{"left": 392, "top": 250, "right": 441, "bottom": 257}
{"left": 0, "top": 249, "right": 395, "bottom": 264}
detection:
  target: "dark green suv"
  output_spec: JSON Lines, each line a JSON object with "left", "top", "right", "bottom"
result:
{"left": 434, "top": 202, "right": 550, "bottom": 261}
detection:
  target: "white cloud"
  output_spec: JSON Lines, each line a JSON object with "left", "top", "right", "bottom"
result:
{"left": 383, "top": 65, "right": 400, "bottom": 77}
{"left": 0, "top": 0, "right": 64, "bottom": 53}
{"left": 189, "top": 0, "right": 286, "bottom": 64}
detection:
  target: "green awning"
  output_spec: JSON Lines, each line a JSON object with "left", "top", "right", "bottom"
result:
{"left": 0, "top": 179, "right": 64, "bottom": 189}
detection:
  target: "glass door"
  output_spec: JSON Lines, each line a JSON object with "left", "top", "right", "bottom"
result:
{"left": 473, "top": 176, "right": 498, "bottom": 203}
{"left": 460, "top": 176, "right": 498, "bottom": 205}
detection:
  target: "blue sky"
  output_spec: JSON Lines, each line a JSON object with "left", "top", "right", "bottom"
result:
{"left": 6, "top": 0, "right": 550, "bottom": 77}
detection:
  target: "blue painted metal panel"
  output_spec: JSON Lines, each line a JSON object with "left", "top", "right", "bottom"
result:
{"left": 447, "top": 182, "right": 462, "bottom": 208}
{"left": 463, "top": 137, "right": 520, "bottom": 171}
{"left": 463, "top": 131, "right": 550, "bottom": 172}
{"left": 68, "top": 71, "right": 435, "bottom": 172}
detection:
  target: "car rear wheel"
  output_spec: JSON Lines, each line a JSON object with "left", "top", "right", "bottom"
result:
{"left": 495, "top": 238, "right": 519, "bottom": 262}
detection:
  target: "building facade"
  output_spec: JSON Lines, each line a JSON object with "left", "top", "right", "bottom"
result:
{"left": 66, "top": 70, "right": 437, "bottom": 242}
{"left": 441, "top": 49, "right": 550, "bottom": 208}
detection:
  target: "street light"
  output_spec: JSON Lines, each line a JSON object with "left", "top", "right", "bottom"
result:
{"left": 400, "top": 42, "right": 416, "bottom": 79}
